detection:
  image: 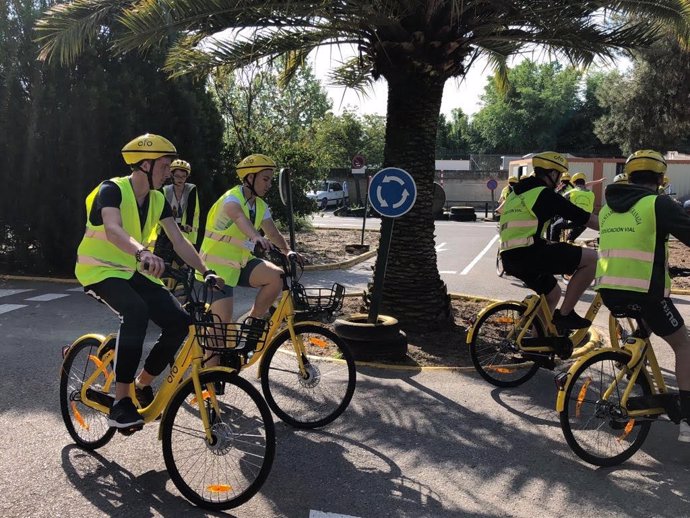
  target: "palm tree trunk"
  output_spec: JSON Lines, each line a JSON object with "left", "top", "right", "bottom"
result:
{"left": 373, "top": 72, "right": 452, "bottom": 329}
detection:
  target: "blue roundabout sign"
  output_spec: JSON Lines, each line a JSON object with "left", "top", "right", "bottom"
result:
{"left": 368, "top": 168, "right": 417, "bottom": 218}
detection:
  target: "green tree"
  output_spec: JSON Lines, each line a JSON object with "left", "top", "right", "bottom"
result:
{"left": 437, "top": 108, "right": 471, "bottom": 158}
{"left": 36, "top": 0, "right": 690, "bottom": 327}
{"left": 594, "top": 33, "right": 690, "bottom": 154}
{"left": 470, "top": 61, "right": 583, "bottom": 154}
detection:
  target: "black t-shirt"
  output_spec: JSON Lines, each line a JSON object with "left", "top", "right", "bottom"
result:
{"left": 88, "top": 180, "right": 173, "bottom": 230}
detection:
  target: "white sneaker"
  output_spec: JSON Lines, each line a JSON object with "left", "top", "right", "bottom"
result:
{"left": 678, "top": 420, "right": 690, "bottom": 443}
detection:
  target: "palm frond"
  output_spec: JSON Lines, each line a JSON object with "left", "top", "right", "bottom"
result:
{"left": 327, "top": 56, "right": 375, "bottom": 93}
{"left": 35, "top": 0, "right": 132, "bottom": 64}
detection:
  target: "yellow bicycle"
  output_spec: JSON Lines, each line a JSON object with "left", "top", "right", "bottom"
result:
{"left": 556, "top": 308, "right": 682, "bottom": 466}
{"left": 60, "top": 273, "right": 275, "bottom": 510}
{"left": 467, "top": 291, "right": 622, "bottom": 387}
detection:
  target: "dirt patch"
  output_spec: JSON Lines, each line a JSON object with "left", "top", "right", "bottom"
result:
{"left": 669, "top": 240, "right": 690, "bottom": 290}
{"left": 295, "top": 228, "right": 378, "bottom": 266}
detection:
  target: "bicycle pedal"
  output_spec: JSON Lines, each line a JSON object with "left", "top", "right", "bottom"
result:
{"left": 117, "top": 424, "right": 143, "bottom": 436}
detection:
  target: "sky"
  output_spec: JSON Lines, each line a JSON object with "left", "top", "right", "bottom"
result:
{"left": 309, "top": 44, "right": 491, "bottom": 119}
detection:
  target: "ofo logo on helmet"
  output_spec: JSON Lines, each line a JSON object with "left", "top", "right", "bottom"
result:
{"left": 138, "top": 139, "right": 153, "bottom": 147}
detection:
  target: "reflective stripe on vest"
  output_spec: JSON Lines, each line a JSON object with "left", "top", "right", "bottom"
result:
{"left": 498, "top": 186, "right": 545, "bottom": 252}
{"left": 75, "top": 176, "right": 165, "bottom": 286}
{"left": 197, "top": 185, "right": 267, "bottom": 286}
{"left": 595, "top": 195, "right": 670, "bottom": 297}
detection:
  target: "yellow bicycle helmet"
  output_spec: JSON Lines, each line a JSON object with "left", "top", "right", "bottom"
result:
{"left": 532, "top": 151, "right": 569, "bottom": 175}
{"left": 623, "top": 149, "right": 666, "bottom": 176}
{"left": 508, "top": 175, "right": 518, "bottom": 185}
{"left": 171, "top": 159, "right": 191, "bottom": 175}
{"left": 236, "top": 154, "right": 277, "bottom": 179}
{"left": 571, "top": 172, "right": 586, "bottom": 184}
{"left": 121, "top": 133, "right": 177, "bottom": 165}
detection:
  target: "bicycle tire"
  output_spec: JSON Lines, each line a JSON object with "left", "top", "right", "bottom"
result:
{"left": 260, "top": 324, "right": 356, "bottom": 429}
{"left": 469, "top": 302, "right": 543, "bottom": 387}
{"left": 496, "top": 249, "right": 505, "bottom": 277}
{"left": 161, "top": 370, "right": 275, "bottom": 511}
{"left": 60, "top": 337, "right": 116, "bottom": 449}
{"left": 559, "top": 350, "right": 652, "bottom": 467}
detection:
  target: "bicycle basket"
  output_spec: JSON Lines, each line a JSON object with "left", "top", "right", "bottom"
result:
{"left": 193, "top": 315, "right": 270, "bottom": 353}
{"left": 291, "top": 282, "right": 345, "bottom": 322}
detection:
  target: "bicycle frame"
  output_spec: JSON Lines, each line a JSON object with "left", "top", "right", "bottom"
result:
{"left": 556, "top": 335, "right": 667, "bottom": 415}
{"left": 72, "top": 327, "right": 233, "bottom": 443}
{"left": 466, "top": 291, "right": 616, "bottom": 358}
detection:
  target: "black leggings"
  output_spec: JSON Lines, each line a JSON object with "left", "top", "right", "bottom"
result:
{"left": 86, "top": 273, "right": 191, "bottom": 384}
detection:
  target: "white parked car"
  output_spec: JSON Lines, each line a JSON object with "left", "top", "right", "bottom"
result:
{"left": 307, "top": 180, "right": 348, "bottom": 208}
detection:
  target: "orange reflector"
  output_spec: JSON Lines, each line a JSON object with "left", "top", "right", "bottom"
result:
{"left": 309, "top": 337, "right": 328, "bottom": 348}
{"left": 618, "top": 419, "right": 635, "bottom": 442}
{"left": 190, "top": 390, "right": 212, "bottom": 406}
{"left": 207, "top": 484, "right": 232, "bottom": 493}
{"left": 71, "top": 402, "right": 90, "bottom": 431}
{"left": 496, "top": 317, "right": 515, "bottom": 324}
{"left": 89, "top": 354, "right": 109, "bottom": 378}
{"left": 488, "top": 367, "right": 516, "bottom": 374}
{"left": 575, "top": 377, "right": 591, "bottom": 418}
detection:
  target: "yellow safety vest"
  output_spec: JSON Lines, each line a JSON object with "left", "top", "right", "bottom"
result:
{"left": 75, "top": 176, "right": 165, "bottom": 286}
{"left": 568, "top": 188, "right": 595, "bottom": 214}
{"left": 499, "top": 186, "right": 547, "bottom": 252}
{"left": 595, "top": 195, "right": 670, "bottom": 297}
{"left": 197, "top": 185, "right": 267, "bottom": 286}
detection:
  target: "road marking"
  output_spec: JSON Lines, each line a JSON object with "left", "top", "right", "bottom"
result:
{"left": 0, "top": 304, "right": 28, "bottom": 315}
{"left": 439, "top": 270, "right": 457, "bottom": 274}
{"left": 460, "top": 234, "right": 499, "bottom": 275}
{"left": 309, "top": 511, "right": 361, "bottom": 518}
{"left": 435, "top": 242, "right": 448, "bottom": 252}
{"left": 67, "top": 287, "right": 83, "bottom": 292}
{"left": 25, "top": 293, "right": 70, "bottom": 302}
{"left": 0, "top": 289, "right": 33, "bottom": 298}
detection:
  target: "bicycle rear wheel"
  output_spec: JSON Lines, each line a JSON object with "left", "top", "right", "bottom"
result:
{"left": 260, "top": 324, "right": 356, "bottom": 429}
{"left": 60, "top": 337, "right": 116, "bottom": 449}
{"left": 560, "top": 351, "right": 652, "bottom": 466}
{"left": 496, "top": 249, "right": 505, "bottom": 277}
{"left": 161, "top": 371, "right": 275, "bottom": 511}
{"left": 469, "top": 302, "right": 544, "bottom": 387}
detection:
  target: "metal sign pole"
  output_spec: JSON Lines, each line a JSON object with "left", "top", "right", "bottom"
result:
{"left": 368, "top": 217, "right": 393, "bottom": 323}
{"left": 361, "top": 173, "right": 370, "bottom": 246}
{"left": 279, "top": 168, "right": 296, "bottom": 250}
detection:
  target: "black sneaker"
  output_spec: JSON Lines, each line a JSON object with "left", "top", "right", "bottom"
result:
{"left": 553, "top": 309, "right": 591, "bottom": 330}
{"left": 108, "top": 397, "right": 144, "bottom": 429}
{"left": 135, "top": 385, "right": 154, "bottom": 408}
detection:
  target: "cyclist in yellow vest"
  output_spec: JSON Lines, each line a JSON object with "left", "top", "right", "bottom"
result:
{"left": 595, "top": 149, "right": 690, "bottom": 442}
{"left": 550, "top": 172, "right": 596, "bottom": 242}
{"left": 556, "top": 172, "right": 574, "bottom": 196}
{"left": 498, "top": 176, "right": 518, "bottom": 204}
{"left": 499, "top": 152, "right": 599, "bottom": 334}
{"left": 198, "top": 153, "right": 301, "bottom": 328}
{"left": 150, "top": 159, "right": 200, "bottom": 262}
{"left": 74, "top": 133, "right": 222, "bottom": 432}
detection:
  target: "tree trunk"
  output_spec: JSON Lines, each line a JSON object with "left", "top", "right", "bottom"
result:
{"left": 373, "top": 72, "right": 452, "bottom": 329}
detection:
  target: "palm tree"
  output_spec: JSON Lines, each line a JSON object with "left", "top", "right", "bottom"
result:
{"left": 36, "top": 0, "right": 690, "bottom": 328}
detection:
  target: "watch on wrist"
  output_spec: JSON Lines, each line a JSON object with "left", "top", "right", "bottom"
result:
{"left": 203, "top": 269, "right": 217, "bottom": 279}
{"left": 135, "top": 248, "right": 146, "bottom": 262}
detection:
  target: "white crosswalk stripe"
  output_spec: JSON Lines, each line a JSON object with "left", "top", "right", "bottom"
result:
{"left": 25, "top": 293, "right": 70, "bottom": 302}
{"left": 0, "top": 304, "right": 28, "bottom": 315}
{"left": 0, "top": 289, "right": 33, "bottom": 298}
{"left": 309, "top": 511, "right": 361, "bottom": 518}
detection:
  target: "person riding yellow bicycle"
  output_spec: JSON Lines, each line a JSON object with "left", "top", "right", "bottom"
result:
{"left": 595, "top": 149, "right": 690, "bottom": 442}
{"left": 197, "top": 153, "right": 302, "bottom": 328}
{"left": 74, "top": 133, "right": 222, "bottom": 432}
{"left": 498, "top": 151, "right": 599, "bottom": 331}
{"left": 549, "top": 172, "right": 596, "bottom": 243}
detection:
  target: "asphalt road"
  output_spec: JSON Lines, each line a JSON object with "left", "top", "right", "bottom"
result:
{"left": 2, "top": 219, "right": 690, "bottom": 517}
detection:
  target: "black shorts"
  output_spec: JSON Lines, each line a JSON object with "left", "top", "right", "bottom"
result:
{"left": 501, "top": 242, "right": 583, "bottom": 295}
{"left": 599, "top": 290, "right": 684, "bottom": 337}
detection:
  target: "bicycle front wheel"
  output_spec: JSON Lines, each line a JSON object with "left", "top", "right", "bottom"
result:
{"left": 260, "top": 325, "right": 356, "bottom": 429}
{"left": 469, "top": 302, "right": 543, "bottom": 387}
{"left": 60, "top": 337, "right": 116, "bottom": 449}
{"left": 161, "top": 371, "right": 275, "bottom": 511}
{"left": 560, "top": 351, "right": 652, "bottom": 467}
